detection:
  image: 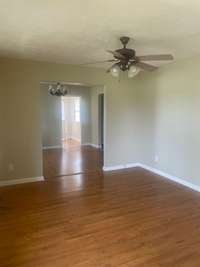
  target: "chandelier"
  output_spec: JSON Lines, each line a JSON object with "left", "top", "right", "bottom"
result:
{"left": 48, "top": 83, "right": 68, "bottom": 96}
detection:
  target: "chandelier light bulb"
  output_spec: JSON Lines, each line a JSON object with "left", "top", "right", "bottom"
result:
{"left": 48, "top": 83, "right": 68, "bottom": 96}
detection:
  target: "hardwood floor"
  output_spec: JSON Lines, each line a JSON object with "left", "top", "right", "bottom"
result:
{"left": 62, "top": 139, "right": 81, "bottom": 148}
{"left": 1, "top": 152, "right": 200, "bottom": 266}
{"left": 43, "top": 142, "right": 103, "bottom": 178}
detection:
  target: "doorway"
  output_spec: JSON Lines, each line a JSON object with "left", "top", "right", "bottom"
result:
{"left": 40, "top": 83, "right": 104, "bottom": 179}
{"left": 61, "top": 96, "right": 81, "bottom": 148}
{"left": 98, "top": 93, "right": 104, "bottom": 149}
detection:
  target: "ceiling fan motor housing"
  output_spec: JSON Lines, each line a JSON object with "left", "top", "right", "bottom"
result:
{"left": 116, "top": 48, "right": 135, "bottom": 59}
{"left": 116, "top": 48, "right": 136, "bottom": 71}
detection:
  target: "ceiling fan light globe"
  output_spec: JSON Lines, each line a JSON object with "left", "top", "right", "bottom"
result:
{"left": 128, "top": 65, "right": 140, "bottom": 78}
{"left": 110, "top": 65, "right": 120, "bottom": 78}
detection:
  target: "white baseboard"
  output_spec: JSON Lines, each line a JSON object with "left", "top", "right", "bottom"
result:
{"left": 125, "top": 163, "right": 139, "bottom": 169}
{"left": 103, "top": 163, "right": 139, "bottom": 171}
{"left": 90, "top": 144, "right": 101, "bottom": 148}
{"left": 137, "top": 163, "right": 200, "bottom": 193}
{"left": 103, "top": 165, "right": 125, "bottom": 171}
{"left": 43, "top": 146, "right": 62, "bottom": 150}
{"left": 82, "top": 143, "right": 101, "bottom": 148}
{"left": 0, "top": 176, "right": 44, "bottom": 187}
{"left": 103, "top": 162, "right": 200, "bottom": 193}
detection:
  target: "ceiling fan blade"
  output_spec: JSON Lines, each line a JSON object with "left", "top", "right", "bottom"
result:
{"left": 107, "top": 50, "right": 125, "bottom": 60}
{"left": 137, "top": 54, "right": 174, "bottom": 61}
{"left": 80, "top": 59, "right": 116, "bottom": 65}
{"left": 136, "top": 62, "right": 158, "bottom": 72}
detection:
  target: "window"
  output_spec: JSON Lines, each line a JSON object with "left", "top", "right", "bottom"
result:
{"left": 74, "top": 98, "right": 80, "bottom": 122}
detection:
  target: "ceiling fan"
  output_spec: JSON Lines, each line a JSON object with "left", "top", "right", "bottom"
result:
{"left": 82, "top": 36, "right": 174, "bottom": 78}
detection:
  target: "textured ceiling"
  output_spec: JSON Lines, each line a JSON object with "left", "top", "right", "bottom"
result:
{"left": 1, "top": 0, "right": 200, "bottom": 68}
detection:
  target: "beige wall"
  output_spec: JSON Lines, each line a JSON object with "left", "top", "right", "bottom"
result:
{"left": 0, "top": 62, "right": 43, "bottom": 180}
{"left": 41, "top": 84, "right": 62, "bottom": 148}
{"left": 136, "top": 57, "right": 200, "bottom": 186}
{"left": 0, "top": 58, "right": 140, "bottom": 181}
{"left": 91, "top": 85, "right": 104, "bottom": 146}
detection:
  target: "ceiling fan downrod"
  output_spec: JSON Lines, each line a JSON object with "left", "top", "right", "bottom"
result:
{"left": 120, "top": 36, "right": 130, "bottom": 48}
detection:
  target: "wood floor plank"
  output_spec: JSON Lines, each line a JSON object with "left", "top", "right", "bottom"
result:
{"left": 1, "top": 147, "right": 200, "bottom": 266}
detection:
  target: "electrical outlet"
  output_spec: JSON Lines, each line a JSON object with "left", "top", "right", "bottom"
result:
{"left": 8, "top": 163, "right": 14, "bottom": 172}
{"left": 154, "top": 155, "right": 159, "bottom": 163}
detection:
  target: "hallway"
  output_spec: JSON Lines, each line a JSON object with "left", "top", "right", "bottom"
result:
{"left": 43, "top": 141, "right": 103, "bottom": 179}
